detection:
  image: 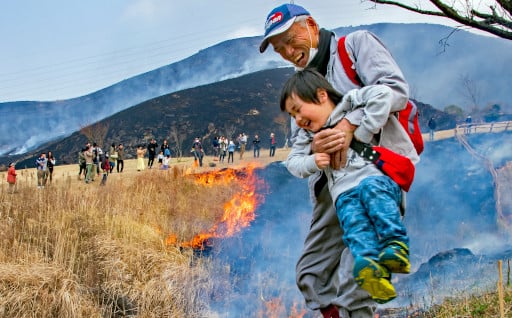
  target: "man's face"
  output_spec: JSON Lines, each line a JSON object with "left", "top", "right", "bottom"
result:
{"left": 268, "top": 18, "right": 318, "bottom": 68}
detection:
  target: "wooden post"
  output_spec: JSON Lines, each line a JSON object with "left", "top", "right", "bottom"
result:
{"left": 498, "top": 260, "right": 504, "bottom": 318}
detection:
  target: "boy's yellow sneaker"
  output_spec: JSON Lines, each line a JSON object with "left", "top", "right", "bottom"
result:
{"left": 378, "top": 241, "right": 410, "bottom": 274}
{"left": 353, "top": 256, "right": 396, "bottom": 304}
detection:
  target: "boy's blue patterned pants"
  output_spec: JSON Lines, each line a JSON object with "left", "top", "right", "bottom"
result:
{"left": 335, "top": 175, "right": 408, "bottom": 260}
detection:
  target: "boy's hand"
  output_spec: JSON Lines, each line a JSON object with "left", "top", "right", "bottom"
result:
{"left": 314, "top": 153, "right": 331, "bottom": 170}
{"left": 312, "top": 118, "right": 356, "bottom": 169}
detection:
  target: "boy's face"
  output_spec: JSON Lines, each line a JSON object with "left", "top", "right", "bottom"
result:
{"left": 284, "top": 89, "right": 333, "bottom": 132}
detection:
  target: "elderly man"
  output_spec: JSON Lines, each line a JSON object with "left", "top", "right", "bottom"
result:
{"left": 260, "top": 3, "right": 411, "bottom": 318}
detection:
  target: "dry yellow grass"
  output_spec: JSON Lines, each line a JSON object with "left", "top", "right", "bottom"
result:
{"left": 0, "top": 148, "right": 289, "bottom": 317}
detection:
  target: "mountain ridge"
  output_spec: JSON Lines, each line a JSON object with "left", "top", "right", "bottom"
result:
{"left": 1, "top": 23, "right": 511, "bottom": 157}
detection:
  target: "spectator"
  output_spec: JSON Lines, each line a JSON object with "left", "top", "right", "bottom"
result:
{"left": 253, "top": 134, "right": 261, "bottom": 157}
{"left": 212, "top": 136, "right": 220, "bottom": 158}
{"left": 465, "top": 115, "right": 472, "bottom": 134}
{"left": 78, "top": 148, "right": 86, "bottom": 180}
{"left": 47, "top": 151, "right": 56, "bottom": 184}
{"left": 219, "top": 136, "right": 228, "bottom": 163}
{"left": 136, "top": 145, "right": 146, "bottom": 171}
{"left": 92, "top": 143, "right": 103, "bottom": 179}
{"left": 6, "top": 162, "right": 16, "bottom": 193}
{"left": 84, "top": 145, "right": 94, "bottom": 183}
{"left": 147, "top": 139, "right": 158, "bottom": 169}
{"left": 35, "top": 152, "right": 48, "bottom": 188}
{"left": 269, "top": 132, "right": 276, "bottom": 157}
{"left": 191, "top": 137, "right": 204, "bottom": 167}
{"left": 157, "top": 150, "right": 164, "bottom": 169}
{"left": 161, "top": 139, "right": 171, "bottom": 158}
{"left": 108, "top": 143, "right": 117, "bottom": 173}
{"left": 428, "top": 117, "right": 437, "bottom": 141}
{"left": 100, "top": 155, "right": 110, "bottom": 186}
{"left": 161, "top": 154, "right": 171, "bottom": 170}
{"left": 227, "top": 140, "right": 235, "bottom": 164}
{"left": 239, "top": 133, "right": 247, "bottom": 159}
{"left": 116, "top": 144, "right": 125, "bottom": 173}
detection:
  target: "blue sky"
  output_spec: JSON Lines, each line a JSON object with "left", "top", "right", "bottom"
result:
{"left": 0, "top": 0, "right": 458, "bottom": 102}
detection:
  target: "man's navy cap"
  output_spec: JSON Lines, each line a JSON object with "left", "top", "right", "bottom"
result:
{"left": 259, "top": 3, "right": 310, "bottom": 53}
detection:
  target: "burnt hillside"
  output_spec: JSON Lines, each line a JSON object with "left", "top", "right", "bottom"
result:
{"left": 6, "top": 68, "right": 453, "bottom": 168}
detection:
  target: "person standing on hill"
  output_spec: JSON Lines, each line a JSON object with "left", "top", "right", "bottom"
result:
{"left": 219, "top": 136, "right": 228, "bottom": 163}
{"left": 227, "top": 140, "right": 235, "bottom": 164}
{"left": 6, "top": 162, "right": 17, "bottom": 193}
{"left": 161, "top": 139, "right": 171, "bottom": 158}
{"left": 100, "top": 155, "right": 110, "bottom": 185}
{"left": 212, "top": 136, "right": 220, "bottom": 158}
{"left": 136, "top": 145, "right": 147, "bottom": 171}
{"left": 238, "top": 133, "right": 247, "bottom": 160}
{"left": 147, "top": 139, "right": 158, "bottom": 169}
{"left": 35, "top": 152, "right": 48, "bottom": 189}
{"left": 84, "top": 145, "right": 94, "bottom": 183}
{"left": 47, "top": 151, "right": 56, "bottom": 184}
{"left": 253, "top": 134, "right": 261, "bottom": 158}
{"left": 428, "top": 117, "right": 437, "bottom": 141}
{"left": 260, "top": 3, "right": 412, "bottom": 317}
{"left": 191, "top": 137, "right": 204, "bottom": 167}
{"left": 116, "top": 143, "right": 125, "bottom": 173}
{"left": 269, "top": 132, "right": 276, "bottom": 157}
{"left": 108, "top": 143, "right": 117, "bottom": 173}
{"left": 78, "top": 148, "right": 86, "bottom": 180}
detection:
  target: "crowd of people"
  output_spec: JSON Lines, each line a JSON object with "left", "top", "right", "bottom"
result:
{"left": 2, "top": 131, "right": 279, "bottom": 191}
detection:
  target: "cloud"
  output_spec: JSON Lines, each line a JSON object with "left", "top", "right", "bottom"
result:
{"left": 122, "top": 0, "right": 172, "bottom": 22}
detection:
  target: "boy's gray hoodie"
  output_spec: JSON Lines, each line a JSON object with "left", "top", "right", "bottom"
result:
{"left": 286, "top": 84, "right": 419, "bottom": 204}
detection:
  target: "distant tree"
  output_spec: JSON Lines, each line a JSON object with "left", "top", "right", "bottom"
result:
{"left": 444, "top": 104, "right": 465, "bottom": 121}
{"left": 223, "top": 123, "right": 237, "bottom": 141}
{"left": 483, "top": 103, "right": 502, "bottom": 122}
{"left": 367, "top": 0, "right": 512, "bottom": 40}
{"left": 80, "top": 122, "right": 109, "bottom": 147}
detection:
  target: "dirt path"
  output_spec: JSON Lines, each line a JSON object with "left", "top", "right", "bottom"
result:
{"left": 2, "top": 148, "right": 292, "bottom": 190}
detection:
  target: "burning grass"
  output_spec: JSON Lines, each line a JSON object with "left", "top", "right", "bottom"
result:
{"left": 0, "top": 165, "right": 244, "bottom": 317}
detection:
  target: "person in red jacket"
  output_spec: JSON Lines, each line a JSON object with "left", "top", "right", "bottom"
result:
{"left": 7, "top": 162, "right": 17, "bottom": 193}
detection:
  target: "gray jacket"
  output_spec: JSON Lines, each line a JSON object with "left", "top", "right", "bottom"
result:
{"left": 287, "top": 85, "right": 416, "bottom": 202}
{"left": 289, "top": 30, "right": 418, "bottom": 203}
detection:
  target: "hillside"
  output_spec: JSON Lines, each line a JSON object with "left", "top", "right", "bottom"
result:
{"left": 2, "top": 67, "right": 458, "bottom": 169}
{"left": 1, "top": 23, "right": 511, "bottom": 157}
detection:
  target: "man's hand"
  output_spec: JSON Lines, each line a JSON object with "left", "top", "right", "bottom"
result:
{"left": 314, "top": 153, "right": 331, "bottom": 170}
{"left": 311, "top": 118, "right": 356, "bottom": 169}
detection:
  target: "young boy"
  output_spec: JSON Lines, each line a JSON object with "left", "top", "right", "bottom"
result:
{"left": 100, "top": 155, "right": 110, "bottom": 186}
{"left": 161, "top": 154, "right": 170, "bottom": 170}
{"left": 157, "top": 151, "right": 164, "bottom": 169}
{"left": 281, "top": 69, "right": 410, "bottom": 304}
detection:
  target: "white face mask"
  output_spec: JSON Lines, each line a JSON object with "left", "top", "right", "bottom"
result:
{"left": 295, "top": 23, "right": 317, "bottom": 70}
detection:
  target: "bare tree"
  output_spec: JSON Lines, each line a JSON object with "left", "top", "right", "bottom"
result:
{"left": 273, "top": 113, "right": 291, "bottom": 148}
{"left": 459, "top": 74, "right": 481, "bottom": 110}
{"left": 223, "top": 123, "right": 238, "bottom": 141}
{"left": 80, "top": 122, "right": 109, "bottom": 147}
{"left": 169, "top": 124, "right": 185, "bottom": 159}
{"left": 367, "top": 0, "right": 512, "bottom": 40}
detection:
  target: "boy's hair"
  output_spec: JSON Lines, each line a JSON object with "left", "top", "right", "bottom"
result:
{"left": 280, "top": 69, "right": 342, "bottom": 112}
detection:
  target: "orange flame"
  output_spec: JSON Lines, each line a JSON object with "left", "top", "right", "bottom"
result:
{"left": 168, "top": 163, "right": 265, "bottom": 249}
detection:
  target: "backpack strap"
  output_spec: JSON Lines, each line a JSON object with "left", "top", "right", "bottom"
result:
{"left": 337, "top": 36, "right": 362, "bottom": 86}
